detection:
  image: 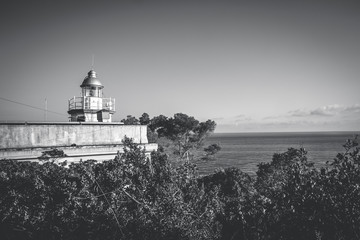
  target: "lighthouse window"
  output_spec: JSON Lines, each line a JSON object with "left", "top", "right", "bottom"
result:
{"left": 91, "top": 87, "right": 97, "bottom": 97}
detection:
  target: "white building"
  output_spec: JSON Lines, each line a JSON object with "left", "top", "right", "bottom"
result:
{"left": 68, "top": 70, "right": 115, "bottom": 122}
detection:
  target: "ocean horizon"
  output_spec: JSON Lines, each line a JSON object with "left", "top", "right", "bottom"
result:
{"left": 198, "top": 131, "right": 359, "bottom": 176}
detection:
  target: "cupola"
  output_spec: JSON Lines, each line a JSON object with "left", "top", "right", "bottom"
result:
{"left": 80, "top": 70, "right": 103, "bottom": 88}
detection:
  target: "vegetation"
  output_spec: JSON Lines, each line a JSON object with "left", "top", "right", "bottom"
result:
{"left": 1, "top": 112, "right": 359, "bottom": 239}
{"left": 122, "top": 113, "right": 220, "bottom": 161}
{"left": 202, "top": 143, "right": 222, "bottom": 160}
{"left": 148, "top": 113, "right": 217, "bottom": 160}
{"left": 121, "top": 115, "right": 140, "bottom": 125}
{"left": 1, "top": 135, "right": 359, "bottom": 239}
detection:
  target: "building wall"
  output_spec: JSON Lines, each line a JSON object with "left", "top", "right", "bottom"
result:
{"left": 0, "top": 143, "right": 158, "bottom": 162}
{"left": 84, "top": 113, "right": 98, "bottom": 122}
{"left": 0, "top": 122, "right": 149, "bottom": 149}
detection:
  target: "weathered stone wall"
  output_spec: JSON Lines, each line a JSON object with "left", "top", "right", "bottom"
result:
{"left": 0, "top": 122, "right": 148, "bottom": 149}
{"left": 0, "top": 143, "right": 158, "bottom": 162}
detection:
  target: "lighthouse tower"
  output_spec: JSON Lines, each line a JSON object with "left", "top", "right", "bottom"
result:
{"left": 68, "top": 70, "right": 115, "bottom": 122}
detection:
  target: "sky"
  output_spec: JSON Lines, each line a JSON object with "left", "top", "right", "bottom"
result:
{"left": 0, "top": 0, "right": 359, "bottom": 132}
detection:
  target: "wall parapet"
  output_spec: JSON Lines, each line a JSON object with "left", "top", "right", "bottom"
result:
{"left": 0, "top": 122, "right": 124, "bottom": 126}
{"left": 0, "top": 123, "right": 149, "bottom": 149}
{"left": 0, "top": 143, "right": 158, "bottom": 162}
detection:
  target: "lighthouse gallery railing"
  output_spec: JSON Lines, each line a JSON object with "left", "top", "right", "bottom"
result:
{"left": 68, "top": 97, "right": 115, "bottom": 112}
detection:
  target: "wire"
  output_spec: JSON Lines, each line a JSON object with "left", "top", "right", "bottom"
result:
{"left": 0, "top": 96, "right": 67, "bottom": 117}
{"left": 0, "top": 97, "right": 141, "bottom": 146}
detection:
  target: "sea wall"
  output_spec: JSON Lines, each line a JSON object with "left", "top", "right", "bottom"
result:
{"left": 0, "top": 122, "right": 148, "bottom": 149}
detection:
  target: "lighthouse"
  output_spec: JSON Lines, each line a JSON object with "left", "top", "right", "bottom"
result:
{"left": 68, "top": 70, "right": 115, "bottom": 122}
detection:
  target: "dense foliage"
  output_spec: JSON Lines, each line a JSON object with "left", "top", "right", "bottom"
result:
{"left": 1, "top": 136, "right": 359, "bottom": 239}
{"left": 148, "top": 113, "right": 217, "bottom": 160}
{"left": 121, "top": 112, "right": 219, "bottom": 160}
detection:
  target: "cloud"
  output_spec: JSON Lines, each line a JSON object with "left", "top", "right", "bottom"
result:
{"left": 288, "top": 109, "right": 309, "bottom": 117}
{"left": 213, "top": 114, "right": 253, "bottom": 126}
{"left": 310, "top": 104, "right": 343, "bottom": 116}
{"left": 287, "top": 104, "right": 360, "bottom": 118}
{"left": 215, "top": 104, "right": 360, "bottom": 132}
{"left": 234, "top": 114, "right": 252, "bottom": 123}
{"left": 287, "top": 104, "right": 345, "bottom": 117}
{"left": 344, "top": 104, "right": 360, "bottom": 113}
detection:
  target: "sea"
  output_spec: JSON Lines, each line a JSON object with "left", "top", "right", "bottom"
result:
{"left": 197, "top": 131, "right": 359, "bottom": 176}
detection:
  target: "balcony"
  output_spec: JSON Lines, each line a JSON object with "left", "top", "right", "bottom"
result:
{"left": 68, "top": 97, "right": 115, "bottom": 112}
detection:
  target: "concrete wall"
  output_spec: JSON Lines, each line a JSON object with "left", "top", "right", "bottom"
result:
{"left": 0, "top": 143, "right": 158, "bottom": 162}
{"left": 0, "top": 122, "right": 148, "bottom": 149}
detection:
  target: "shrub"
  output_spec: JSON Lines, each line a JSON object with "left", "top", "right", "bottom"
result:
{"left": 1, "top": 136, "right": 359, "bottom": 240}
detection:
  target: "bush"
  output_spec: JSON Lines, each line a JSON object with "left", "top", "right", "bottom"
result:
{"left": 1, "top": 136, "right": 359, "bottom": 239}
{"left": 0, "top": 139, "right": 218, "bottom": 240}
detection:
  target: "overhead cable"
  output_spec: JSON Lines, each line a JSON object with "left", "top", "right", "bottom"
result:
{"left": 0, "top": 96, "right": 66, "bottom": 117}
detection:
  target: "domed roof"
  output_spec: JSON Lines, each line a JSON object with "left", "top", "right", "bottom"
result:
{"left": 80, "top": 70, "right": 104, "bottom": 88}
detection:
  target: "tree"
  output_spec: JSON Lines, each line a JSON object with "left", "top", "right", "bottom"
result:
{"left": 0, "top": 140, "right": 220, "bottom": 240}
{"left": 2, "top": 135, "right": 360, "bottom": 239}
{"left": 253, "top": 136, "right": 360, "bottom": 240}
{"left": 202, "top": 144, "right": 221, "bottom": 160}
{"left": 148, "top": 113, "right": 216, "bottom": 160}
{"left": 254, "top": 147, "right": 320, "bottom": 240}
{"left": 38, "top": 148, "right": 68, "bottom": 164}
{"left": 316, "top": 136, "right": 360, "bottom": 239}
{"left": 139, "top": 113, "right": 158, "bottom": 143}
{"left": 199, "top": 168, "right": 258, "bottom": 240}
{"left": 121, "top": 115, "right": 139, "bottom": 125}
{"left": 139, "top": 113, "right": 150, "bottom": 125}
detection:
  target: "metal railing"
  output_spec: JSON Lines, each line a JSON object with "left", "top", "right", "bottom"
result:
{"left": 68, "top": 97, "right": 115, "bottom": 111}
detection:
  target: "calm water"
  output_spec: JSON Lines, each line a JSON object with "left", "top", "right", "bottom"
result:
{"left": 197, "top": 131, "right": 359, "bottom": 176}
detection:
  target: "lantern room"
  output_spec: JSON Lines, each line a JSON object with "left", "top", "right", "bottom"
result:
{"left": 68, "top": 70, "right": 115, "bottom": 122}
{"left": 80, "top": 70, "right": 103, "bottom": 97}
